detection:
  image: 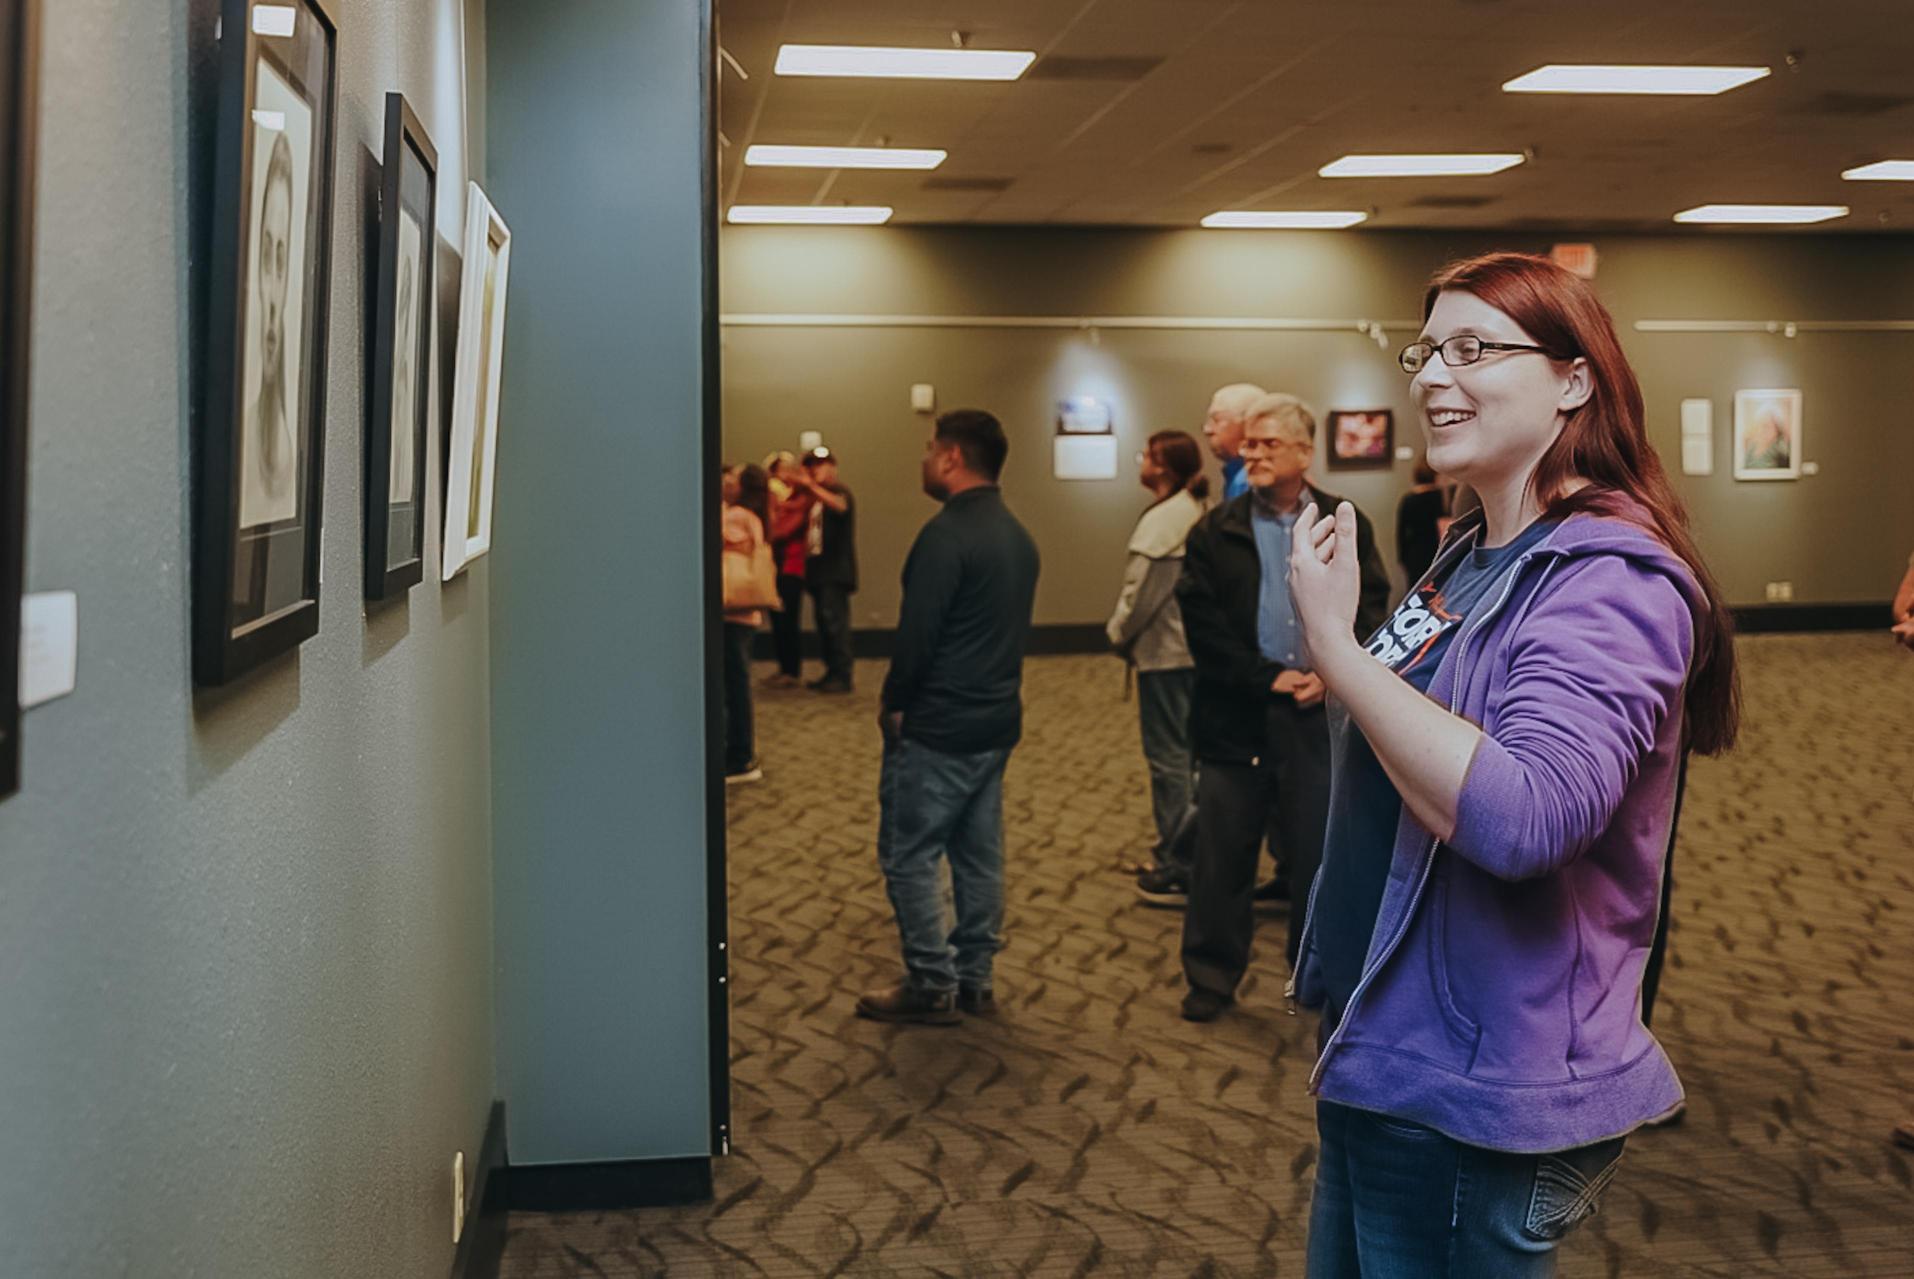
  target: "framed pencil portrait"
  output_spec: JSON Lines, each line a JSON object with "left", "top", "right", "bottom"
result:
{"left": 0, "top": 0, "right": 40, "bottom": 800}
{"left": 442, "top": 182, "right": 510, "bottom": 581}
{"left": 193, "top": 0, "right": 338, "bottom": 686}
{"left": 364, "top": 93, "right": 436, "bottom": 601}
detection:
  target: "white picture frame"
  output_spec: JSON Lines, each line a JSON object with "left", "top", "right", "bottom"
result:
{"left": 1733, "top": 388, "right": 1801, "bottom": 482}
{"left": 443, "top": 181, "right": 512, "bottom": 579}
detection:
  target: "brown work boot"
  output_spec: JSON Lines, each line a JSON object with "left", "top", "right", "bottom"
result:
{"left": 856, "top": 981, "right": 960, "bottom": 1025}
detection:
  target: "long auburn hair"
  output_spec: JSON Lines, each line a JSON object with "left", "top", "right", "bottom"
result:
{"left": 1424, "top": 252, "right": 1739, "bottom": 756}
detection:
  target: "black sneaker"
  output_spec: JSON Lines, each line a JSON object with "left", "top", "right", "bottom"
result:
{"left": 958, "top": 986, "right": 998, "bottom": 1016}
{"left": 724, "top": 762, "right": 764, "bottom": 786}
{"left": 808, "top": 676, "right": 854, "bottom": 694}
{"left": 1135, "top": 865, "right": 1189, "bottom": 907}
{"left": 1253, "top": 877, "right": 1290, "bottom": 911}
{"left": 1181, "top": 987, "right": 1233, "bottom": 1022}
{"left": 856, "top": 981, "right": 960, "bottom": 1025}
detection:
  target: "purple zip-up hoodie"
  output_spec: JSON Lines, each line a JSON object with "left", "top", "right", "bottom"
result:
{"left": 1291, "top": 500, "right": 1698, "bottom": 1154}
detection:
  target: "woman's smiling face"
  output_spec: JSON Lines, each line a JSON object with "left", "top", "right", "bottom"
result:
{"left": 1412, "top": 289, "right": 1588, "bottom": 491}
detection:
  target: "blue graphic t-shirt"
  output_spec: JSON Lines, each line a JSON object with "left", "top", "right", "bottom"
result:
{"left": 1315, "top": 517, "right": 1558, "bottom": 1022}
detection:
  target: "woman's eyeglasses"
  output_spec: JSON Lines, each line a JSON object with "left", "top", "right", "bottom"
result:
{"left": 1398, "top": 334, "right": 1551, "bottom": 374}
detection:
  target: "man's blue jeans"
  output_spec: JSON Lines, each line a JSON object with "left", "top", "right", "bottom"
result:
{"left": 1306, "top": 1101, "right": 1626, "bottom": 1278}
{"left": 876, "top": 736, "right": 1012, "bottom": 992}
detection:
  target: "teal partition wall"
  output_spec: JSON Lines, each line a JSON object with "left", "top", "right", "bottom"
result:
{"left": 485, "top": 0, "right": 725, "bottom": 1169}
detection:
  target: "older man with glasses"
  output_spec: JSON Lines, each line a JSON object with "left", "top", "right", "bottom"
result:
{"left": 1174, "top": 393, "right": 1391, "bottom": 1022}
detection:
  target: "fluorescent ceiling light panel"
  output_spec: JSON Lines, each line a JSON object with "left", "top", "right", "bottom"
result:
{"left": 252, "top": 5, "right": 297, "bottom": 37}
{"left": 1503, "top": 64, "right": 1769, "bottom": 95}
{"left": 727, "top": 205, "right": 894, "bottom": 225}
{"left": 744, "top": 145, "right": 947, "bottom": 170}
{"left": 1673, "top": 204, "right": 1849, "bottom": 224}
{"left": 1320, "top": 154, "right": 1525, "bottom": 178}
{"left": 1842, "top": 160, "right": 1914, "bottom": 181}
{"left": 1201, "top": 211, "right": 1368, "bottom": 229}
{"left": 775, "top": 44, "right": 1035, "bottom": 81}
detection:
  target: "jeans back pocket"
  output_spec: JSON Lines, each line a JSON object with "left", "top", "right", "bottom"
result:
{"left": 1523, "top": 1136, "right": 1625, "bottom": 1242}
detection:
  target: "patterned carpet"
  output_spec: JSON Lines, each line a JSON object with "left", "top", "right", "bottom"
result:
{"left": 500, "top": 634, "right": 1914, "bottom": 1277}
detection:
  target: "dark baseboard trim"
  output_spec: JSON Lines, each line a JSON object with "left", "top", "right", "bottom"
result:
{"left": 750, "top": 606, "right": 1893, "bottom": 663}
{"left": 450, "top": 1101, "right": 509, "bottom": 1279}
{"left": 1730, "top": 602, "right": 1889, "bottom": 633}
{"left": 505, "top": 1156, "right": 714, "bottom": 1213}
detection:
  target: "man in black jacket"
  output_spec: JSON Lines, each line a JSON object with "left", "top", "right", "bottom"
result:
{"left": 1175, "top": 393, "right": 1390, "bottom": 1022}
{"left": 857, "top": 410, "right": 1041, "bottom": 1025}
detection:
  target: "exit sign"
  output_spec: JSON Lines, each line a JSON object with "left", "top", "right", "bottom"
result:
{"left": 1550, "top": 243, "right": 1599, "bottom": 279}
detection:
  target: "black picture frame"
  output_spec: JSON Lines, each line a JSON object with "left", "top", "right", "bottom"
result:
{"left": 1326, "top": 408, "right": 1395, "bottom": 471}
{"left": 0, "top": 0, "right": 39, "bottom": 800}
{"left": 364, "top": 93, "right": 436, "bottom": 601}
{"left": 193, "top": 0, "right": 339, "bottom": 686}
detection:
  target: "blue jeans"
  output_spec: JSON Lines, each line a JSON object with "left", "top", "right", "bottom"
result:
{"left": 1306, "top": 1102, "right": 1626, "bottom": 1278}
{"left": 1136, "top": 669, "right": 1198, "bottom": 874}
{"left": 876, "top": 736, "right": 1012, "bottom": 992}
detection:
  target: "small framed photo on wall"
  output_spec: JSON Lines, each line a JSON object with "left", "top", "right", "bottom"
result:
{"left": 442, "top": 182, "right": 511, "bottom": 581}
{"left": 364, "top": 93, "right": 437, "bottom": 601}
{"left": 194, "top": 0, "right": 339, "bottom": 684}
{"left": 1327, "top": 409, "right": 1394, "bottom": 470}
{"left": 1734, "top": 389, "right": 1801, "bottom": 481}
{"left": 0, "top": 0, "right": 41, "bottom": 799}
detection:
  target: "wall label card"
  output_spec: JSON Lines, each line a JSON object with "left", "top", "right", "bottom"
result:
{"left": 20, "top": 591, "right": 75, "bottom": 709}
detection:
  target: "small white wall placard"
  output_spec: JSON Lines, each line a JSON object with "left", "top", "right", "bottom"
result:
{"left": 797, "top": 430, "right": 823, "bottom": 453}
{"left": 1679, "top": 398, "right": 1713, "bottom": 476}
{"left": 1053, "top": 435, "right": 1119, "bottom": 481}
{"left": 20, "top": 592, "right": 78, "bottom": 709}
{"left": 910, "top": 384, "right": 935, "bottom": 414}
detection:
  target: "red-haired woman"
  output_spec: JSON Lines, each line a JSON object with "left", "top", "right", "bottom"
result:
{"left": 1286, "top": 252, "right": 1739, "bottom": 1276}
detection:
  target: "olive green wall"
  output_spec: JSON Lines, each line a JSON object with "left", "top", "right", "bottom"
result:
{"left": 722, "top": 226, "right": 1914, "bottom": 626}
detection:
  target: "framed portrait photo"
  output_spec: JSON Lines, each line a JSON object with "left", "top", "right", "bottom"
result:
{"left": 1, "top": 0, "right": 41, "bottom": 799}
{"left": 1327, "top": 408, "right": 1394, "bottom": 471}
{"left": 194, "top": 0, "right": 339, "bottom": 685}
{"left": 442, "top": 182, "right": 511, "bottom": 581}
{"left": 364, "top": 93, "right": 436, "bottom": 602}
{"left": 1733, "top": 389, "right": 1801, "bottom": 481}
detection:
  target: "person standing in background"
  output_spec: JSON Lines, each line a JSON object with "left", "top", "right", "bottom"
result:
{"left": 1107, "top": 430, "right": 1211, "bottom": 905}
{"left": 1201, "top": 383, "right": 1267, "bottom": 501}
{"left": 1395, "top": 456, "right": 1449, "bottom": 591}
{"left": 1892, "top": 550, "right": 1914, "bottom": 650}
{"left": 859, "top": 411, "right": 1041, "bottom": 1025}
{"left": 795, "top": 447, "right": 858, "bottom": 693}
{"left": 720, "top": 464, "right": 775, "bottom": 784}
{"left": 1175, "top": 393, "right": 1391, "bottom": 1022}
{"left": 763, "top": 451, "right": 812, "bottom": 688}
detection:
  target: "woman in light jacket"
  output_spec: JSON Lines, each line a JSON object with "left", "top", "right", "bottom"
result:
{"left": 1286, "top": 252, "right": 1740, "bottom": 1276}
{"left": 1106, "top": 430, "right": 1211, "bottom": 902}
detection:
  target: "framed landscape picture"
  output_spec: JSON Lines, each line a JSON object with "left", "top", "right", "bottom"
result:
{"left": 1, "top": 0, "right": 40, "bottom": 799}
{"left": 364, "top": 92, "right": 436, "bottom": 601}
{"left": 194, "top": 0, "right": 339, "bottom": 684}
{"left": 1327, "top": 408, "right": 1393, "bottom": 470}
{"left": 1734, "top": 388, "right": 1801, "bottom": 481}
{"left": 442, "top": 181, "right": 510, "bottom": 581}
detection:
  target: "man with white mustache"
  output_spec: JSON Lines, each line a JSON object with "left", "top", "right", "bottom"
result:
{"left": 1174, "top": 393, "right": 1390, "bottom": 1022}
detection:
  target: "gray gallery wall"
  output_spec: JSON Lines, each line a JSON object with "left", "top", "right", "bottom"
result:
{"left": 722, "top": 226, "right": 1914, "bottom": 627}
{"left": 486, "top": 0, "right": 719, "bottom": 1165}
{"left": 0, "top": 0, "right": 495, "bottom": 1275}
